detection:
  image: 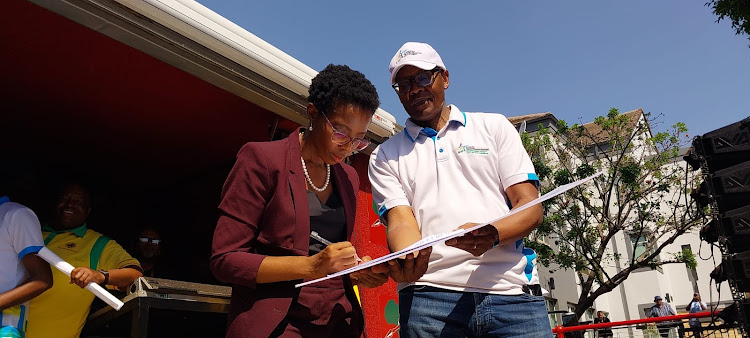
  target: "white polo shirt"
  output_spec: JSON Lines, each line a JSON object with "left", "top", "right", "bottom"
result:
{"left": 369, "top": 105, "right": 540, "bottom": 294}
{"left": 1, "top": 196, "right": 44, "bottom": 334}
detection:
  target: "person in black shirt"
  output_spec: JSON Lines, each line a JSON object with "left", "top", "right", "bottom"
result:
{"left": 594, "top": 311, "right": 613, "bottom": 337}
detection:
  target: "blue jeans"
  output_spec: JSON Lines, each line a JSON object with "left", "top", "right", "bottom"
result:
{"left": 399, "top": 286, "right": 553, "bottom": 338}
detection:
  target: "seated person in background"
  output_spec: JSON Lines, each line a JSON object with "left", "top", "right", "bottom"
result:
{"left": 27, "top": 182, "right": 143, "bottom": 338}
{"left": 133, "top": 227, "right": 175, "bottom": 279}
{"left": 1, "top": 192, "right": 53, "bottom": 338}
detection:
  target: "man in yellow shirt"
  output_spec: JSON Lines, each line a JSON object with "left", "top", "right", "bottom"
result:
{"left": 27, "top": 183, "right": 142, "bottom": 338}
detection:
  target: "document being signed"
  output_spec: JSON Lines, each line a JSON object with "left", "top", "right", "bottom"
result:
{"left": 295, "top": 171, "right": 603, "bottom": 288}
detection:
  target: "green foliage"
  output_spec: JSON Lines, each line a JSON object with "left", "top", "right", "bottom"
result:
{"left": 521, "top": 107, "right": 702, "bottom": 323}
{"left": 707, "top": 0, "right": 750, "bottom": 46}
{"left": 575, "top": 163, "right": 596, "bottom": 178}
{"left": 533, "top": 158, "right": 552, "bottom": 181}
{"left": 618, "top": 163, "right": 641, "bottom": 187}
{"left": 524, "top": 240, "right": 554, "bottom": 267}
{"left": 675, "top": 249, "right": 698, "bottom": 270}
{"left": 554, "top": 169, "right": 572, "bottom": 186}
{"left": 607, "top": 107, "right": 619, "bottom": 118}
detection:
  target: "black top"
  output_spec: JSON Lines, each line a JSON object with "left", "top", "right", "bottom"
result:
{"left": 307, "top": 189, "right": 347, "bottom": 255}
{"left": 594, "top": 317, "right": 613, "bottom": 336}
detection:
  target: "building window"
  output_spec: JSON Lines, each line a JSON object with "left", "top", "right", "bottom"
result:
{"left": 546, "top": 298, "right": 558, "bottom": 328}
{"left": 584, "top": 308, "right": 596, "bottom": 338}
{"left": 628, "top": 232, "right": 661, "bottom": 263}
{"left": 585, "top": 308, "right": 595, "bottom": 322}
{"left": 631, "top": 234, "right": 650, "bottom": 260}
{"left": 627, "top": 231, "right": 662, "bottom": 272}
{"left": 567, "top": 303, "right": 577, "bottom": 319}
{"left": 682, "top": 244, "right": 700, "bottom": 292}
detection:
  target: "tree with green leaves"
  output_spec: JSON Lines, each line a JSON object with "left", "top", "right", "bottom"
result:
{"left": 707, "top": 0, "right": 750, "bottom": 46}
{"left": 521, "top": 108, "right": 702, "bottom": 324}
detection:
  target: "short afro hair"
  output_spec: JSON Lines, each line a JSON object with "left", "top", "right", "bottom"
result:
{"left": 308, "top": 64, "right": 380, "bottom": 117}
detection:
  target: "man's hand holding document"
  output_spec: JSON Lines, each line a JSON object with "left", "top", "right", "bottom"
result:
{"left": 295, "top": 171, "right": 603, "bottom": 288}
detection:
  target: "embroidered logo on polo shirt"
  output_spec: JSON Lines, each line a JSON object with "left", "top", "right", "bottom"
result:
{"left": 455, "top": 144, "right": 489, "bottom": 155}
{"left": 57, "top": 242, "right": 78, "bottom": 253}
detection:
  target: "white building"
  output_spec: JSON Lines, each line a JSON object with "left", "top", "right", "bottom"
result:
{"left": 509, "top": 109, "right": 735, "bottom": 335}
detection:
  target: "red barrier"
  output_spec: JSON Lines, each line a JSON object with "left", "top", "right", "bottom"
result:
{"left": 552, "top": 310, "right": 719, "bottom": 338}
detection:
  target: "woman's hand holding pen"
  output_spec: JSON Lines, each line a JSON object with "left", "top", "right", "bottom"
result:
{"left": 307, "top": 231, "right": 389, "bottom": 287}
{"left": 309, "top": 242, "right": 359, "bottom": 278}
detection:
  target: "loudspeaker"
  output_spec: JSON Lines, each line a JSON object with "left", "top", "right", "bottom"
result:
{"left": 710, "top": 161, "right": 750, "bottom": 213}
{"left": 711, "top": 251, "right": 750, "bottom": 292}
{"left": 731, "top": 251, "right": 750, "bottom": 292}
{"left": 717, "top": 299, "right": 750, "bottom": 325}
{"left": 721, "top": 205, "right": 750, "bottom": 253}
{"left": 689, "top": 116, "right": 750, "bottom": 173}
{"left": 690, "top": 181, "right": 711, "bottom": 209}
{"left": 700, "top": 219, "right": 722, "bottom": 244}
{"left": 723, "top": 205, "right": 750, "bottom": 236}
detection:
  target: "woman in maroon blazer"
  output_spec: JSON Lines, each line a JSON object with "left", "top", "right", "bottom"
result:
{"left": 210, "top": 64, "right": 388, "bottom": 337}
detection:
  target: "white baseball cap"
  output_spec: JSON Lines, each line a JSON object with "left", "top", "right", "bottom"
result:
{"left": 389, "top": 42, "right": 446, "bottom": 84}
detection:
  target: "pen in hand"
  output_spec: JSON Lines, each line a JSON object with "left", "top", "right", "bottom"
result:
{"left": 310, "top": 231, "right": 362, "bottom": 262}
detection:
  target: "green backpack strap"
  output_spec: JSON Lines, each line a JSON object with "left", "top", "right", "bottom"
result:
{"left": 90, "top": 235, "right": 111, "bottom": 271}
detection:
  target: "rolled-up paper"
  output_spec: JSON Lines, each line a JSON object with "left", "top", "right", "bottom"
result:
{"left": 37, "top": 247, "right": 124, "bottom": 311}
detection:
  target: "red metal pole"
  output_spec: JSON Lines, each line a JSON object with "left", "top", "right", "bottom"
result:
{"left": 554, "top": 325, "right": 565, "bottom": 338}
{"left": 551, "top": 310, "right": 718, "bottom": 335}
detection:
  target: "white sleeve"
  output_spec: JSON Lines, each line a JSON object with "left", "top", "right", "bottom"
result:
{"left": 368, "top": 145, "right": 410, "bottom": 222}
{"left": 9, "top": 206, "right": 44, "bottom": 259}
{"left": 495, "top": 116, "right": 539, "bottom": 189}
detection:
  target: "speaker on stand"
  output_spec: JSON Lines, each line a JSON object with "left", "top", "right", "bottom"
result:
{"left": 687, "top": 116, "right": 750, "bottom": 335}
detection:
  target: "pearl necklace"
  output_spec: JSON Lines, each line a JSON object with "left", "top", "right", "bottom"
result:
{"left": 300, "top": 156, "right": 330, "bottom": 192}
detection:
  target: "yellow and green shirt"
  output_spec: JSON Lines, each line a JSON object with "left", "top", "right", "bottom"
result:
{"left": 26, "top": 224, "right": 140, "bottom": 338}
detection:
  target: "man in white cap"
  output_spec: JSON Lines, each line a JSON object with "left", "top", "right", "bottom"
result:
{"left": 369, "top": 42, "right": 550, "bottom": 336}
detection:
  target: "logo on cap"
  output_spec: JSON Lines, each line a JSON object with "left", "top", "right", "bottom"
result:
{"left": 395, "top": 49, "right": 422, "bottom": 64}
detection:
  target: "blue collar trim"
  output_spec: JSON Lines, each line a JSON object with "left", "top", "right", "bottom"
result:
{"left": 421, "top": 127, "right": 438, "bottom": 138}
{"left": 404, "top": 106, "right": 466, "bottom": 142}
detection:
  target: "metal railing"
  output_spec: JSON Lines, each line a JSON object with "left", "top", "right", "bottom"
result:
{"left": 552, "top": 311, "right": 745, "bottom": 338}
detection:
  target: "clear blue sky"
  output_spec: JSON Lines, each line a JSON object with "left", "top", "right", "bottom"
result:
{"left": 196, "top": 0, "right": 748, "bottom": 137}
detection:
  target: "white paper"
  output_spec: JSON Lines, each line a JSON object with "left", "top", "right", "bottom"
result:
{"left": 37, "top": 247, "right": 124, "bottom": 310}
{"left": 295, "top": 171, "right": 603, "bottom": 288}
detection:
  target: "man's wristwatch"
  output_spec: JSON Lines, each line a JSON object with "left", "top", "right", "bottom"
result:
{"left": 99, "top": 270, "right": 110, "bottom": 285}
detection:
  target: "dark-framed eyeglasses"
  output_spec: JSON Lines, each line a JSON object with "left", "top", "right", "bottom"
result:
{"left": 391, "top": 68, "right": 442, "bottom": 95}
{"left": 320, "top": 111, "right": 371, "bottom": 151}
{"left": 139, "top": 237, "right": 161, "bottom": 245}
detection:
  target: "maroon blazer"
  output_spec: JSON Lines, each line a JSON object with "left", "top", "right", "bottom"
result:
{"left": 210, "top": 128, "right": 363, "bottom": 337}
